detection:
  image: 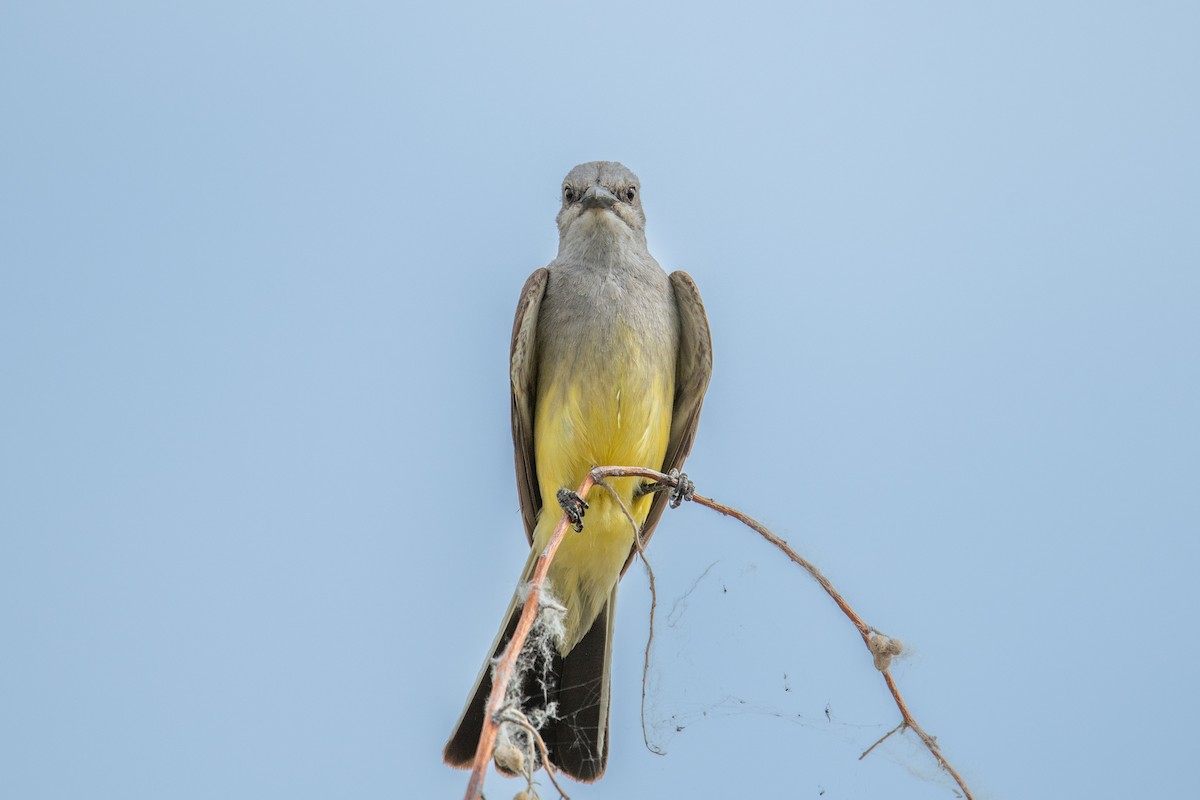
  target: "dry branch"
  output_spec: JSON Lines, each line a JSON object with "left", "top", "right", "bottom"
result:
{"left": 462, "top": 471, "right": 596, "bottom": 800}
{"left": 461, "top": 466, "right": 974, "bottom": 800}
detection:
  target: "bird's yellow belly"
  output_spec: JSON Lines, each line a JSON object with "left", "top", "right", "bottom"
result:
{"left": 532, "top": 344, "right": 674, "bottom": 653}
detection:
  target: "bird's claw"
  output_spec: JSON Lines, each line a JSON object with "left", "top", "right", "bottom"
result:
{"left": 557, "top": 488, "right": 588, "bottom": 532}
{"left": 668, "top": 469, "right": 695, "bottom": 509}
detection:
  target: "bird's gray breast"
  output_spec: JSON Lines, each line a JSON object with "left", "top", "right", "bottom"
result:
{"left": 536, "top": 256, "right": 679, "bottom": 389}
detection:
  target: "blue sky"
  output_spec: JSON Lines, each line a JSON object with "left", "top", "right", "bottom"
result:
{"left": 2, "top": 2, "right": 1197, "bottom": 798}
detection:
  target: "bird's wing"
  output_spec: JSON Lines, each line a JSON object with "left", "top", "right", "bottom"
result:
{"left": 622, "top": 270, "right": 713, "bottom": 575}
{"left": 510, "top": 268, "right": 550, "bottom": 545}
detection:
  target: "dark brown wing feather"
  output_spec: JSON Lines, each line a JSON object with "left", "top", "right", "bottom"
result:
{"left": 622, "top": 270, "right": 713, "bottom": 575}
{"left": 510, "top": 268, "right": 549, "bottom": 544}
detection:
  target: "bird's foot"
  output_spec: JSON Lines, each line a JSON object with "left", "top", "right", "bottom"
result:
{"left": 636, "top": 469, "right": 696, "bottom": 508}
{"left": 557, "top": 488, "right": 588, "bottom": 532}
{"left": 668, "top": 468, "right": 695, "bottom": 508}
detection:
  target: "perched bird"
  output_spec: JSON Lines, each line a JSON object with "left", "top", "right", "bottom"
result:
{"left": 443, "top": 161, "right": 712, "bottom": 781}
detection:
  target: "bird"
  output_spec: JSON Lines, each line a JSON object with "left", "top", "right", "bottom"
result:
{"left": 443, "top": 161, "right": 712, "bottom": 781}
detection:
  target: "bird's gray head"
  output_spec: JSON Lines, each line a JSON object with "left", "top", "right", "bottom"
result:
{"left": 555, "top": 161, "right": 647, "bottom": 249}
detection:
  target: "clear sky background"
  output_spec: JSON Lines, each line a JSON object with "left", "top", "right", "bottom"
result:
{"left": 2, "top": 3, "right": 1197, "bottom": 798}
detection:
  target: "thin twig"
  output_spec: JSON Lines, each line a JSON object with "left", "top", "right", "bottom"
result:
{"left": 497, "top": 707, "right": 572, "bottom": 800}
{"left": 587, "top": 466, "right": 975, "bottom": 800}
{"left": 632, "top": 523, "right": 663, "bottom": 756}
{"left": 593, "top": 476, "right": 664, "bottom": 756}
{"left": 860, "top": 721, "right": 906, "bottom": 760}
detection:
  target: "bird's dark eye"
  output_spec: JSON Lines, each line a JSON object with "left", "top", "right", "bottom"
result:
{"left": 563, "top": 186, "right": 575, "bottom": 202}
{"left": 625, "top": 186, "right": 637, "bottom": 201}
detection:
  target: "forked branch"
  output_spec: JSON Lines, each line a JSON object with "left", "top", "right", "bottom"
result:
{"left": 462, "top": 466, "right": 974, "bottom": 800}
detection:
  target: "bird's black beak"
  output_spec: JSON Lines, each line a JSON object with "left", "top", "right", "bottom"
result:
{"left": 581, "top": 185, "right": 618, "bottom": 209}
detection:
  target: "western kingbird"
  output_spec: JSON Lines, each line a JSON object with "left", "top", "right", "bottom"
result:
{"left": 443, "top": 161, "right": 713, "bottom": 781}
